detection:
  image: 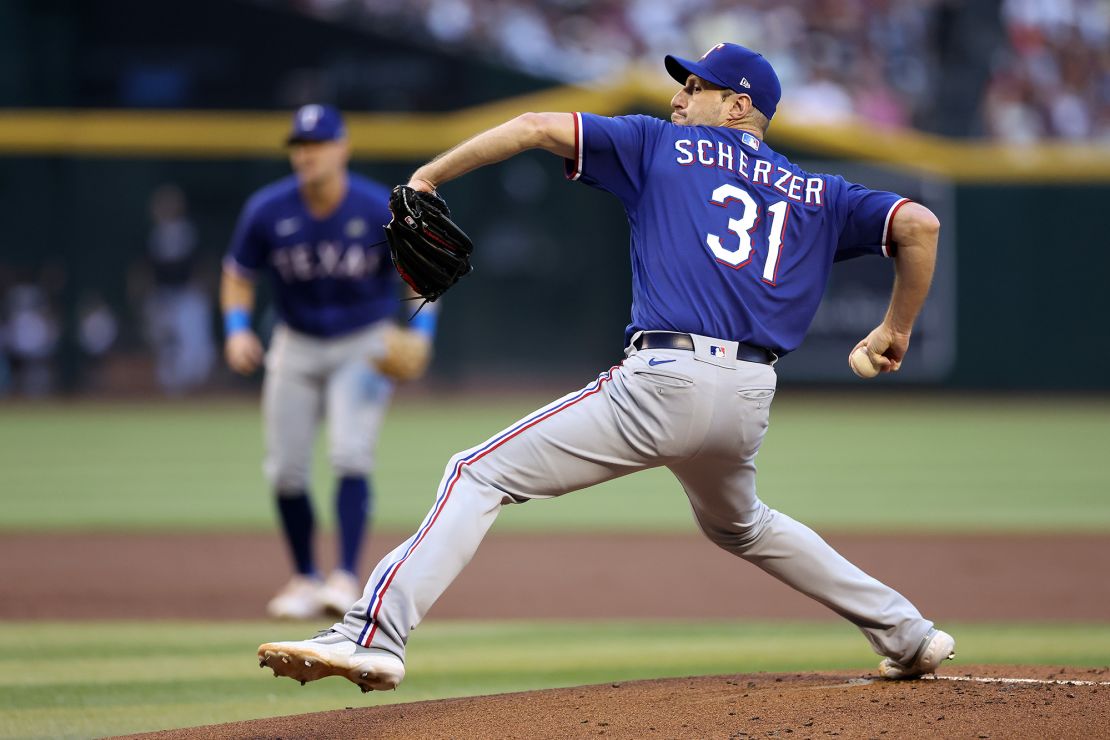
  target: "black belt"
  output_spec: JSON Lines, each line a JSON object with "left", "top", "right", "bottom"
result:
{"left": 633, "top": 331, "right": 776, "bottom": 365}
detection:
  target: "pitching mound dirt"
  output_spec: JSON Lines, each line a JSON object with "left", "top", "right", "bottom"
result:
{"left": 124, "top": 665, "right": 1108, "bottom": 739}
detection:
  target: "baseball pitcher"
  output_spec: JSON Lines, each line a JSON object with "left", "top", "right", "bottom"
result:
{"left": 259, "top": 46, "right": 952, "bottom": 689}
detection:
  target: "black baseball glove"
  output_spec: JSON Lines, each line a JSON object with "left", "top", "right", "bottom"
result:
{"left": 384, "top": 185, "right": 474, "bottom": 303}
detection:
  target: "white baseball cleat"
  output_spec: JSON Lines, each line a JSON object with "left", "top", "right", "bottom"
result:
{"left": 878, "top": 628, "right": 956, "bottom": 679}
{"left": 317, "top": 569, "right": 362, "bottom": 617}
{"left": 266, "top": 575, "right": 324, "bottom": 620}
{"left": 258, "top": 629, "right": 405, "bottom": 692}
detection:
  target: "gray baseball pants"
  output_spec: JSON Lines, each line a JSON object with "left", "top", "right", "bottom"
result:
{"left": 335, "top": 333, "right": 933, "bottom": 665}
{"left": 263, "top": 321, "right": 393, "bottom": 494}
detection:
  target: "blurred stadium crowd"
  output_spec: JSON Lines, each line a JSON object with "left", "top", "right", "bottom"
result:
{"left": 988, "top": 0, "right": 1110, "bottom": 140}
{"left": 0, "top": 185, "right": 217, "bottom": 398}
{"left": 1, "top": 0, "right": 1107, "bottom": 398}
{"left": 282, "top": 0, "right": 1110, "bottom": 140}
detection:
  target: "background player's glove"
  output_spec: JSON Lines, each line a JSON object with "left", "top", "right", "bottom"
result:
{"left": 384, "top": 185, "right": 474, "bottom": 302}
{"left": 374, "top": 324, "right": 433, "bottom": 381}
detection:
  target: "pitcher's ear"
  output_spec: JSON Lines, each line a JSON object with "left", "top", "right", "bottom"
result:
{"left": 733, "top": 93, "right": 754, "bottom": 117}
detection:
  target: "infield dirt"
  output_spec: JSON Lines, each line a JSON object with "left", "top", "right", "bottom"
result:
{"left": 3, "top": 531, "right": 1108, "bottom": 620}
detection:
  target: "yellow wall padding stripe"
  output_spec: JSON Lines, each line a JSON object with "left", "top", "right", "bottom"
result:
{"left": 1, "top": 72, "right": 1108, "bottom": 183}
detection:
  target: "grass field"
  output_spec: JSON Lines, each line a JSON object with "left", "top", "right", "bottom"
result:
{"left": 2, "top": 394, "right": 1108, "bottom": 738}
{"left": 3, "top": 620, "right": 1110, "bottom": 739}
{"left": 1, "top": 393, "right": 1108, "bottom": 532}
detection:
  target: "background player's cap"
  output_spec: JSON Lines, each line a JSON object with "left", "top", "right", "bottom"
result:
{"left": 286, "top": 104, "right": 346, "bottom": 144}
{"left": 664, "top": 43, "right": 782, "bottom": 120}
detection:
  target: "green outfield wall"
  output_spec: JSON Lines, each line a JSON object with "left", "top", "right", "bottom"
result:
{"left": 950, "top": 184, "right": 1110, "bottom": 388}
{"left": 0, "top": 152, "right": 1106, "bottom": 389}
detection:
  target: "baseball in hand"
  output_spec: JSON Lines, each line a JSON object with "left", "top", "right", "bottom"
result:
{"left": 849, "top": 346, "right": 881, "bottom": 379}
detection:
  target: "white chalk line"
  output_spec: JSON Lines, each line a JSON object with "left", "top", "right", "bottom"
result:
{"left": 923, "top": 675, "right": 1110, "bottom": 687}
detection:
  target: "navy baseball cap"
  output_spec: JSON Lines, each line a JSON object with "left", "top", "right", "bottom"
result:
{"left": 665, "top": 43, "right": 782, "bottom": 120}
{"left": 286, "top": 104, "right": 346, "bottom": 144}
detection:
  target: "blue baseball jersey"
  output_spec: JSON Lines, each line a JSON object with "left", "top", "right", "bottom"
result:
{"left": 565, "top": 113, "right": 909, "bottom": 355}
{"left": 224, "top": 174, "right": 398, "bottom": 337}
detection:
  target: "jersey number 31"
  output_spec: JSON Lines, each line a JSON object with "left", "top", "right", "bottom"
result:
{"left": 706, "top": 184, "right": 790, "bottom": 286}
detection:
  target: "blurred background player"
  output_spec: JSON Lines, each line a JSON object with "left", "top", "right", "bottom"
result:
{"left": 221, "top": 103, "right": 437, "bottom": 619}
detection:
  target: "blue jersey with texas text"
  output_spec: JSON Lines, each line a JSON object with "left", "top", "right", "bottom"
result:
{"left": 225, "top": 174, "right": 398, "bottom": 337}
{"left": 565, "top": 113, "right": 909, "bottom": 355}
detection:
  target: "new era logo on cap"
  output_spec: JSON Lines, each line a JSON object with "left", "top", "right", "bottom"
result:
{"left": 664, "top": 43, "right": 782, "bottom": 120}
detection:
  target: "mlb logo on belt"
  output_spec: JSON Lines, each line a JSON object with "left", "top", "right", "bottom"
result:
{"left": 710, "top": 345, "right": 727, "bottom": 357}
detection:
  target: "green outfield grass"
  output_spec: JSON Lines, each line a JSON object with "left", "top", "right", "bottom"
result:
{"left": 1, "top": 393, "right": 1108, "bottom": 532}
{"left": 2, "top": 620, "right": 1108, "bottom": 739}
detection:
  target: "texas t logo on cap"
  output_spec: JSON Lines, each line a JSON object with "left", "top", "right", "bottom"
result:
{"left": 298, "top": 105, "right": 324, "bottom": 131}
{"left": 286, "top": 103, "right": 346, "bottom": 144}
{"left": 699, "top": 43, "right": 725, "bottom": 61}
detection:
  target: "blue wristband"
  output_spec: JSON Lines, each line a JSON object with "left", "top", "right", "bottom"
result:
{"left": 224, "top": 308, "right": 251, "bottom": 336}
{"left": 409, "top": 307, "right": 437, "bottom": 338}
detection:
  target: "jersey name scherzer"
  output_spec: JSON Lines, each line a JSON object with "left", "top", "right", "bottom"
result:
{"left": 565, "top": 113, "right": 909, "bottom": 355}
{"left": 225, "top": 174, "right": 398, "bottom": 338}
